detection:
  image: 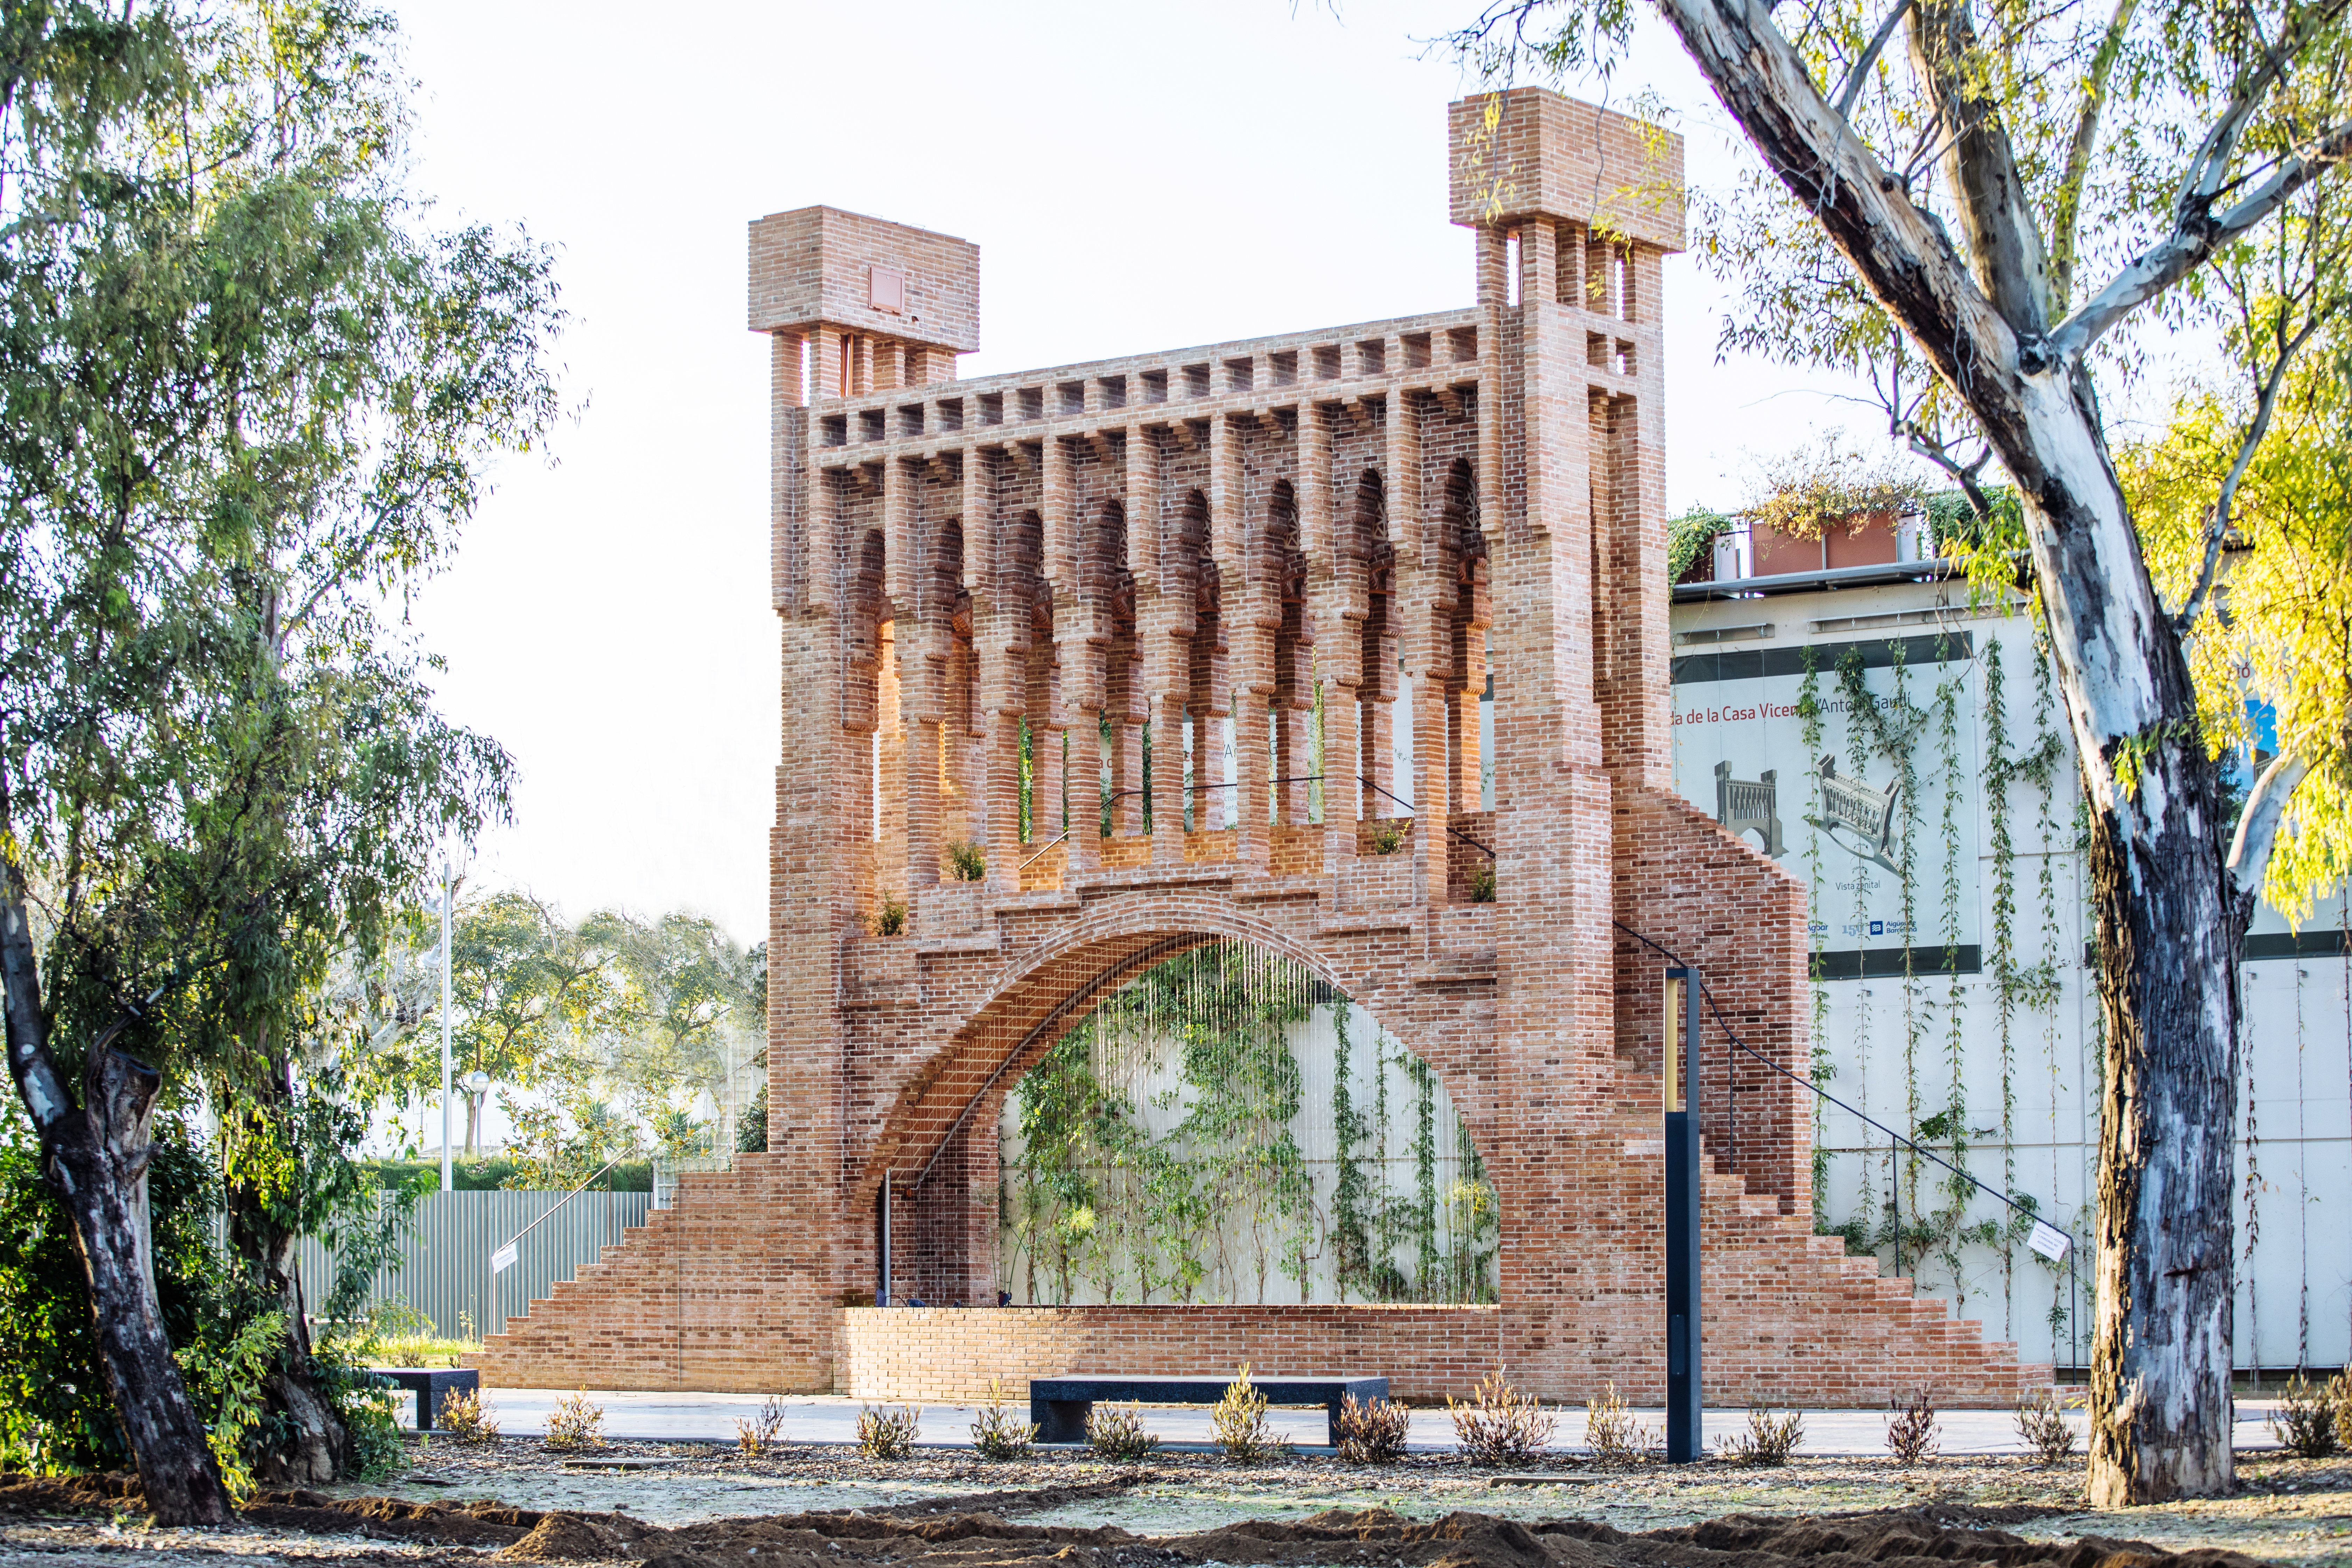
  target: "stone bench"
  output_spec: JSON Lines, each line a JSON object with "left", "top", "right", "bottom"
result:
{"left": 1028, "top": 1374, "right": 1388, "bottom": 1448}
{"left": 368, "top": 1366, "right": 480, "bottom": 1432}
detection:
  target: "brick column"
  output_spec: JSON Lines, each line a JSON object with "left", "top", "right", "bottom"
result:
{"left": 1518, "top": 220, "right": 1555, "bottom": 312}
{"left": 1150, "top": 681, "right": 1189, "bottom": 858}
{"left": 1476, "top": 225, "right": 1508, "bottom": 305}
{"left": 1320, "top": 676, "right": 1359, "bottom": 872}
{"left": 1027, "top": 642, "right": 1064, "bottom": 870}
{"left": 1119, "top": 425, "right": 1160, "bottom": 842}
{"left": 880, "top": 459, "right": 939, "bottom": 891}
{"left": 1111, "top": 658, "right": 1146, "bottom": 840}
{"left": 1410, "top": 660, "right": 1452, "bottom": 906}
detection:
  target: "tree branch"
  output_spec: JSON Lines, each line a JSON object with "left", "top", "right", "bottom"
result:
{"left": 2048, "top": 120, "right": 2352, "bottom": 361}
{"left": 2048, "top": 0, "right": 2141, "bottom": 313}
{"left": 1908, "top": 0, "right": 2054, "bottom": 335}
{"left": 2228, "top": 748, "right": 2313, "bottom": 905}
{"left": 1653, "top": 0, "right": 2022, "bottom": 411}
{"left": 2172, "top": 316, "right": 2319, "bottom": 634}
{"left": 1832, "top": 0, "right": 1913, "bottom": 118}
{"left": 0, "top": 781, "right": 74, "bottom": 1136}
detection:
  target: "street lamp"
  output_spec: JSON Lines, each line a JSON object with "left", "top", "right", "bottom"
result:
{"left": 1663, "top": 966, "right": 1702, "bottom": 1463}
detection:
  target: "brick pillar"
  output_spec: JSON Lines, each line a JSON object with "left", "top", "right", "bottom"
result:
{"left": 1150, "top": 680, "right": 1188, "bottom": 858}
{"left": 1519, "top": 220, "right": 1555, "bottom": 313}
{"left": 1027, "top": 642, "right": 1064, "bottom": 869}
{"left": 1111, "top": 660, "right": 1146, "bottom": 840}
{"left": 884, "top": 460, "right": 939, "bottom": 890}
{"left": 982, "top": 695, "right": 1024, "bottom": 892}
{"left": 1321, "top": 676, "right": 1359, "bottom": 871}
{"left": 1451, "top": 681, "right": 1482, "bottom": 816}
{"left": 1477, "top": 225, "right": 1508, "bottom": 306}
{"left": 1234, "top": 690, "right": 1272, "bottom": 868}
{"left": 1064, "top": 698, "right": 1100, "bottom": 876}
{"left": 1410, "top": 660, "right": 1452, "bottom": 905}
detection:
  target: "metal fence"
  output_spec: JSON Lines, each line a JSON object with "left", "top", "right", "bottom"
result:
{"left": 296, "top": 1189, "right": 651, "bottom": 1342}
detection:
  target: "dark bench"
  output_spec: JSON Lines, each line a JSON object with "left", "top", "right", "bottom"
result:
{"left": 368, "top": 1366, "right": 480, "bottom": 1432}
{"left": 1028, "top": 1374, "right": 1388, "bottom": 1448}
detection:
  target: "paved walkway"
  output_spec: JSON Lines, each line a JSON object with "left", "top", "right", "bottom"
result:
{"left": 473, "top": 1390, "right": 2285, "bottom": 1457}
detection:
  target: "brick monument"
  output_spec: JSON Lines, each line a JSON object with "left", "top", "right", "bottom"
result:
{"left": 471, "top": 89, "right": 2045, "bottom": 1405}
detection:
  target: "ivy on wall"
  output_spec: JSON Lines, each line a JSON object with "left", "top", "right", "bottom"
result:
{"left": 1806, "top": 625, "right": 2081, "bottom": 1340}
{"left": 998, "top": 941, "right": 1498, "bottom": 1306}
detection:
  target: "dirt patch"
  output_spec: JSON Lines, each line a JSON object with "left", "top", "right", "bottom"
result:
{"left": 391, "top": 1500, "right": 2276, "bottom": 1568}
{"left": 0, "top": 1469, "right": 142, "bottom": 1514}
{"left": 240, "top": 1488, "right": 569, "bottom": 1545}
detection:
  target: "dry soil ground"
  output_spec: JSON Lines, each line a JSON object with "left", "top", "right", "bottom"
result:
{"left": 4, "top": 1438, "right": 2347, "bottom": 1568}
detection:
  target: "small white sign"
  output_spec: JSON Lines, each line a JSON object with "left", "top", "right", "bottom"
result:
{"left": 2028, "top": 1221, "right": 2071, "bottom": 1263}
{"left": 491, "top": 1241, "right": 519, "bottom": 1274}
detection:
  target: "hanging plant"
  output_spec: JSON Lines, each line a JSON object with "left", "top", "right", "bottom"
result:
{"left": 997, "top": 943, "right": 1496, "bottom": 1307}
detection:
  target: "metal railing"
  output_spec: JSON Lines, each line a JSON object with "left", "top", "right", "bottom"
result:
{"left": 296, "top": 1188, "right": 651, "bottom": 1342}
{"left": 1613, "top": 917, "right": 2079, "bottom": 1289}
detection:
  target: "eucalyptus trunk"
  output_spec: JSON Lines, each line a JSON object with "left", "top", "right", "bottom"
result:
{"left": 226, "top": 1054, "right": 354, "bottom": 1485}
{"left": 1649, "top": 0, "right": 2278, "bottom": 1501}
{"left": 0, "top": 884, "right": 235, "bottom": 1526}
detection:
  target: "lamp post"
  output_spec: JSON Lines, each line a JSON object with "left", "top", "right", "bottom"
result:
{"left": 1663, "top": 966, "right": 1702, "bottom": 1462}
{"left": 440, "top": 859, "right": 454, "bottom": 1192}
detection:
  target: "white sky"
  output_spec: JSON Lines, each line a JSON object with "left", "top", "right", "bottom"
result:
{"left": 392, "top": 0, "right": 1904, "bottom": 947}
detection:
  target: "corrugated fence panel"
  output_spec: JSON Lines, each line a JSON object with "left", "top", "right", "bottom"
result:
{"left": 298, "top": 1191, "right": 651, "bottom": 1341}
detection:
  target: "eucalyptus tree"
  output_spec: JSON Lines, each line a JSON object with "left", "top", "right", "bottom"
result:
{"left": 1445, "top": 0, "right": 2351, "bottom": 1503}
{"left": 355, "top": 891, "right": 617, "bottom": 1157}
{"left": 0, "top": 0, "right": 558, "bottom": 1516}
{"left": 582, "top": 910, "right": 765, "bottom": 1152}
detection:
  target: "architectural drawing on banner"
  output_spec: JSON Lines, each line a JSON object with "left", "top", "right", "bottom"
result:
{"left": 1811, "top": 755, "right": 1907, "bottom": 874}
{"left": 1712, "top": 761, "right": 1786, "bottom": 857}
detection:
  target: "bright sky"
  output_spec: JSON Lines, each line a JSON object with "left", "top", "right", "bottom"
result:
{"left": 392, "top": 0, "right": 1896, "bottom": 947}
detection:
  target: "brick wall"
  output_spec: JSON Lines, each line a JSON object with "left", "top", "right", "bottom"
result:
{"left": 471, "top": 1118, "right": 2047, "bottom": 1406}
{"left": 466, "top": 86, "right": 2060, "bottom": 1412}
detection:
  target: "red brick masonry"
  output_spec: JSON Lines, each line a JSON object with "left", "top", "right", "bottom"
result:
{"left": 467, "top": 86, "right": 2049, "bottom": 1410}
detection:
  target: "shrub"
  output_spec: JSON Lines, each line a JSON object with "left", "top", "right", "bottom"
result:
{"left": 1885, "top": 1387, "right": 1941, "bottom": 1465}
{"left": 946, "top": 841, "right": 987, "bottom": 882}
{"left": 544, "top": 1389, "right": 605, "bottom": 1451}
{"left": 2274, "top": 1372, "right": 2339, "bottom": 1458}
{"left": 1370, "top": 822, "right": 1406, "bottom": 855}
{"left": 1581, "top": 1381, "right": 1654, "bottom": 1468}
{"left": 2331, "top": 1372, "right": 2352, "bottom": 1454}
{"left": 857, "top": 1403, "right": 919, "bottom": 1459}
{"left": 439, "top": 1387, "right": 499, "bottom": 1445}
{"left": 1448, "top": 1371, "right": 1557, "bottom": 1468}
{"left": 1469, "top": 861, "right": 1496, "bottom": 902}
{"left": 1211, "top": 1363, "right": 1284, "bottom": 1463}
{"left": 1086, "top": 1401, "right": 1159, "bottom": 1461}
{"left": 1335, "top": 1392, "right": 1411, "bottom": 1464}
{"left": 873, "top": 896, "right": 908, "bottom": 937}
{"left": 970, "top": 1378, "right": 1037, "bottom": 1460}
{"left": 2014, "top": 1388, "right": 2079, "bottom": 1466}
{"left": 1716, "top": 1407, "right": 1804, "bottom": 1466}
{"left": 736, "top": 1394, "right": 786, "bottom": 1458}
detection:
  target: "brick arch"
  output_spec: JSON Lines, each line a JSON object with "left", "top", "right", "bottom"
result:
{"left": 852, "top": 891, "right": 1488, "bottom": 1211}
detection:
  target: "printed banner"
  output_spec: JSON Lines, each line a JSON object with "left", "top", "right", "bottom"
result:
{"left": 1670, "top": 632, "right": 1982, "bottom": 976}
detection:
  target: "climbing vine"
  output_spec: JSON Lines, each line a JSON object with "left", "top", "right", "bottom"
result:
{"left": 999, "top": 941, "right": 1498, "bottom": 1306}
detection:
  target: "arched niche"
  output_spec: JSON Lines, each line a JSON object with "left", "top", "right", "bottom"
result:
{"left": 993, "top": 936, "right": 1498, "bottom": 1307}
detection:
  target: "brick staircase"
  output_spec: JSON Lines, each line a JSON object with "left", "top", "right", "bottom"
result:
{"left": 469, "top": 1125, "right": 2050, "bottom": 1404}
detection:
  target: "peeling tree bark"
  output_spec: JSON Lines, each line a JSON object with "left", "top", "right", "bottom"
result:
{"left": 0, "top": 873, "right": 235, "bottom": 1526}
{"left": 1648, "top": 0, "right": 2276, "bottom": 1500}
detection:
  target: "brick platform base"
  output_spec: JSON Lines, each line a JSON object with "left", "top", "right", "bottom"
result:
{"left": 469, "top": 1126, "right": 2049, "bottom": 1408}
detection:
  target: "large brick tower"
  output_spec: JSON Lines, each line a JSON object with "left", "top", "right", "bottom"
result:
{"left": 471, "top": 89, "right": 2044, "bottom": 1406}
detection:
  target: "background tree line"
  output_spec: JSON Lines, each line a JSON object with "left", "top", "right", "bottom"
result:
{"left": 340, "top": 892, "right": 768, "bottom": 1185}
